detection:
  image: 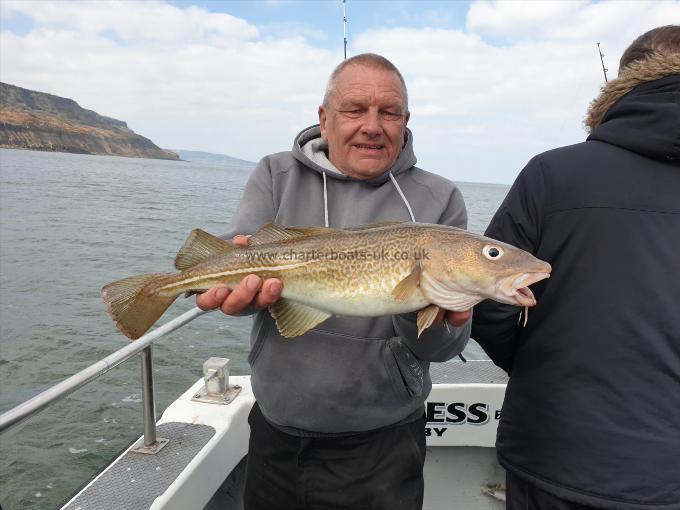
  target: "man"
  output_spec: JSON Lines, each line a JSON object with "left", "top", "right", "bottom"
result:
{"left": 472, "top": 26, "right": 680, "bottom": 510}
{"left": 198, "top": 53, "right": 472, "bottom": 510}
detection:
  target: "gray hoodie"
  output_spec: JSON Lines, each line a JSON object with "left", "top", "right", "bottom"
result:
{"left": 224, "top": 125, "right": 470, "bottom": 435}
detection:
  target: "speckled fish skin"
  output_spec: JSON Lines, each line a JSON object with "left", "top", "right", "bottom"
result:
{"left": 101, "top": 222, "right": 551, "bottom": 340}
{"left": 165, "top": 224, "right": 431, "bottom": 315}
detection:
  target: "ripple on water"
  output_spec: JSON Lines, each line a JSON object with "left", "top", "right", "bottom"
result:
{"left": 0, "top": 149, "right": 505, "bottom": 510}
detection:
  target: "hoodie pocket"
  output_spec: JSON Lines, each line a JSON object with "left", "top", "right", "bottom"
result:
{"left": 249, "top": 321, "right": 423, "bottom": 433}
{"left": 247, "top": 311, "right": 270, "bottom": 366}
{"left": 387, "top": 337, "right": 424, "bottom": 398}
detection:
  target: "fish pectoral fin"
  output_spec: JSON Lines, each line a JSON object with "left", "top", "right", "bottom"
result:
{"left": 392, "top": 263, "right": 421, "bottom": 301}
{"left": 269, "top": 299, "right": 332, "bottom": 338}
{"left": 174, "top": 229, "right": 234, "bottom": 271}
{"left": 417, "top": 304, "right": 441, "bottom": 338}
{"left": 250, "top": 224, "right": 340, "bottom": 245}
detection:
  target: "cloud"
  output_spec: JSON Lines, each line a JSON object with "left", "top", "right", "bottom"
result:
{"left": 1, "top": 0, "right": 678, "bottom": 184}
{"left": 467, "top": 0, "right": 678, "bottom": 46}
{"left": 1, "top": 1, "right": 338, "bottom": 161}
{"left": 2, "top": 0, "right": 259, "bottom": 45}
{"left": 259, "top": 22, "right": 328, "bottom": 42}
{"left": 351, "top": 0, "right": 679, "bottom": 183}
{"left": 352, "top": 25, "right": 602, "bottom": 181}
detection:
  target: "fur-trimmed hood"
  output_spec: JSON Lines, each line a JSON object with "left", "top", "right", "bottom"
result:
{"left": 585, "top": 51, "right": 680, "bottom": 162}
{"left": 585, "top": 51, "right": 680, "bottom": 131}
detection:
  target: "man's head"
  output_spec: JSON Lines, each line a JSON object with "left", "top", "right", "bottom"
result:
{"left": 319, "top": 53, "right": 410, "bottom": 180}
{"left": 619, "top": 25, "right": 680, "bottom": 71}
{"left": 585, "top": 25, "right": 680, "bottom": 132}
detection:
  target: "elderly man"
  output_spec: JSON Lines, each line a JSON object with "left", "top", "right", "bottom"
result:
{"left": 198, "top": 53, "right": 471, "bottom": 510}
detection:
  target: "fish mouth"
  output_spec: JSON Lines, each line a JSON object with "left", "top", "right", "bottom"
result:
{"left": 500, "top": 271, "right": 551, "bottom": 307}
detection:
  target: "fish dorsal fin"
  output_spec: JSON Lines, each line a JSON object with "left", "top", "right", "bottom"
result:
{"left": 417, "top": 304, "right": 441, "bottom": 338}
{"left": 249, "top": 223, "right": 340, "bottom": 245}
{"left": 249, "top": 224, "right": 299, "bottom": 245}
{"left": 287, "top": 225, "right": 341, "bottom": 236}
{"left": 269, "top": 299, "right": 332, "bottom": 338}
{"left": 346, "top": 221, "right": 403, "bottom": 231}
{"left": 174, "top": 229, "right": 234, "bottom": 271}
{"left": 392, "top": 263, "right": 422, "bottom": 301}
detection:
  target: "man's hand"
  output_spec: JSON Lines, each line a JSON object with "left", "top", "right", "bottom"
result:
{"left": 195, "top": 234, "right": 283, "bottom": 315}
{"left": 446, "top": 309, "right": 471, "bottom": 327}
{"left": 432, "top": 308, "right": 471, "bottom": 328}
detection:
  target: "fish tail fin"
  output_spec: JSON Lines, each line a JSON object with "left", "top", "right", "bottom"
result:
{"left": 101, "top": 273, "right": 178, "bottom": 340}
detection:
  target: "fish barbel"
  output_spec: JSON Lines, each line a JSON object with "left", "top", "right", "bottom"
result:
{"left": 101, "top": 222, "right": 551, "bottom": 340}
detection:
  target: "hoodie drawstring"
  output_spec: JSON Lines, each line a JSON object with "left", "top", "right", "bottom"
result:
{"left": 321, "top": 171, "right": 416, "bottom": 226}
{"left": 322, "top": 171, "right": 329, "bottom": 227}
{"left": 389, "top": 172, "right": 416, "bottom": 222}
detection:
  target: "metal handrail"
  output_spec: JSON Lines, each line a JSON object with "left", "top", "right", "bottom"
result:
{"left": 0, "top": 307, "right": 209, "bottom": 435}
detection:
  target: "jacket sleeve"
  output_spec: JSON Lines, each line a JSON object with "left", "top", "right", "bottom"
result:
{"left": 471, "top": 157, "right": 546, "bottom": 372}
{"left": 392, "top": 185, "right": 471, "bottom": 362}
{"left": 221, "top": 157, "right": 276, "bottom": 240}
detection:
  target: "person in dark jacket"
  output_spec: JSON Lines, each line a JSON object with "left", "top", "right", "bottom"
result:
{"left": 472, "top": 25, "right": 680, "bottom": 510}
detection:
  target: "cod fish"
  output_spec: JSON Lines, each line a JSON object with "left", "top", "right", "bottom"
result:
{"left": 102, "top": 222, "right": 551, "bottom": 340}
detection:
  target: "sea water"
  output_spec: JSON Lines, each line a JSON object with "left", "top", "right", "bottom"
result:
{"left": 0, "top": 149, "right": 510, "bottom": 509}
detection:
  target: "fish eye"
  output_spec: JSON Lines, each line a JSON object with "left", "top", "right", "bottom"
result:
{"left": 483, "top": 245, "right": 504, "bottom": 260}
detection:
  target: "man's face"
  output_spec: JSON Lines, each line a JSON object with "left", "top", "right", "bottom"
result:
{"left": 319, "top": 65, "right": 410, "bottom": 180}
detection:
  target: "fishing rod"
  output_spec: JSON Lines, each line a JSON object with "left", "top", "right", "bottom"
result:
{"left": 597, "top": 42, "right": 609, "bottom": 82}
{"left": 343, "top": 0, "right": 348, "bottom": 59}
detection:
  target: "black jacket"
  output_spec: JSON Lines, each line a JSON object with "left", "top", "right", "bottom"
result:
{"left": 472, "top": 72, "right": 680, "bottom": 509}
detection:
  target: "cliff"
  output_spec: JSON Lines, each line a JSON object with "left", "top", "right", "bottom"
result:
{"left": 0, "top": 83, "right": 179, "bottom": 160}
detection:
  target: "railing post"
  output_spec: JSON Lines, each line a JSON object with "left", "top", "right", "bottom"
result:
{"left": 141, "top": 345, "right": 157, "bottom": 446}
{"left": 131, "top": 345, "right": 168, "bottom": 454}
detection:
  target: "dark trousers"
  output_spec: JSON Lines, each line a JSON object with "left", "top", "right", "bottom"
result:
{"left": 506, "top": 470, "right": 601, "bottom": 510}
{"left": 244, "top": 403, "right": 426, "bottom": 510}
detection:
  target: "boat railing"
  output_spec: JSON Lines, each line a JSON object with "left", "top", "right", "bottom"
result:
{"left": 0, "top": 307, "right": 209, "bottom": 454}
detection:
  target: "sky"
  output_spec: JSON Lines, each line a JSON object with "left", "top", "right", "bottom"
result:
{"left": 1, "top": 0, "right": 678, "bottom": 184}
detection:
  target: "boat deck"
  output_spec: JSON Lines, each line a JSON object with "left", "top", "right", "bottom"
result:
{"left": 430, "top": 359, "right": 508, "bottom": 384}
{"left": 63, "top": 423, "right": 215, "bottom": 510}
{"left": 60, "top": 361, "right": 508, "bottom": 510}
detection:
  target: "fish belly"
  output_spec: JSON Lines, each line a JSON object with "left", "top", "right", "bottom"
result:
{"left": 281, "top": 281, "right": 429, "bottom": 317}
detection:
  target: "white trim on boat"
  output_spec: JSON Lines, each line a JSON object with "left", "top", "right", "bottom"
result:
{"left": 60, "top": 361, "right": 507, "bottom": 510}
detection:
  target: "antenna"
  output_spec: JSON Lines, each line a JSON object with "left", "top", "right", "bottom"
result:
{"left": 597, "top": 42, "right": 608, "bottom": 82}
{"left": 343, "top": 0, "right": 348, "bottom": 60}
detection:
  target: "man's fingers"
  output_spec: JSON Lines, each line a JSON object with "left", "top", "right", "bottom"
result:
{"left": 446, "top": 309, "right": 472, "bottom": 327}
{"left": 196, "top": 284, "right": 230, "bottom": 310}
{"left": 196, "top": 276, "right": 281, "bottom": 315}
{"left": 233, "top": 235, "right": 250, "bottom": 247}
{"left": 196, "top": 234, "right": 250, "bottom": 312}
{"left": 431, "top": 308, "right": 472, "bottom": 328}
{"left": 252, "top": 279, "right": 283, "bottom": 309}
{"left": 220, "top": 275, "right": 262, "bottom": 315}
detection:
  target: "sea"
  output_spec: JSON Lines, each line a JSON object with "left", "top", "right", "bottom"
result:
{"left": 0, "top": 148, "right": 510, "bottom": 510}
